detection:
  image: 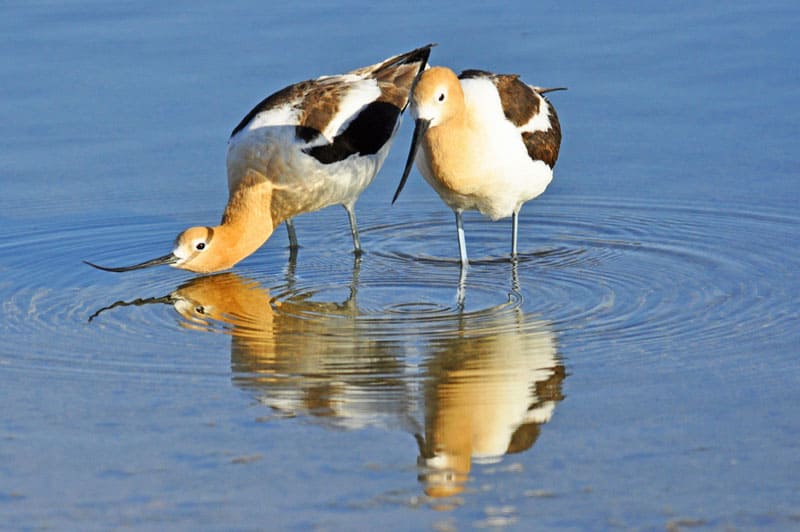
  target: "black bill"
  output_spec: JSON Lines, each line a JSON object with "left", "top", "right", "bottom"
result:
{"left": 83, "top": 253, "right": 178, "bottom": 273}
{"left": 392, "top": 117, "right": 431, "bottom": 204}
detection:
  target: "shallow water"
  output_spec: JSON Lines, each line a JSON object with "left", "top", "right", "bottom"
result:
{"left": 2, "top": 1, "right": 799, "bottom": 530}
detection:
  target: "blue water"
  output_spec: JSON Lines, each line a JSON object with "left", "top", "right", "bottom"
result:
{"left": 2, "top": 1, "right": 799, "bottom": 530}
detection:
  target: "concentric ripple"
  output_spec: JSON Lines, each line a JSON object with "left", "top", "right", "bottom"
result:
{"left": 0, "top": 212, "right": 234, "bottom": 383}
{"left": 366, "top": 197, "right": 799, "bottom": 366}
{"left": 1, "top": 196, "right": 798, "bottom": 383}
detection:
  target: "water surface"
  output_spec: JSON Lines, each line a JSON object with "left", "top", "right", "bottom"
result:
{"left": 2, "top": 1, "right": 799, "bottom": 530}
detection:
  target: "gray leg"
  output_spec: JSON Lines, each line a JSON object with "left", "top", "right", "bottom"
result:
{"left": 455, "top": 210, "right": 468, "bottom": 267}
{"left": 511, "top": 210, "right": 519, "bottom": 260}
{"left": 285, "top": 218, "right": 299, "bottom": 249}
{"left": 457, "top": 262, "right": 467, "bottom": 307}
{"left": 344, "top": 204, "right": 362, "bottom": 254}
{"left": 511, "top": 256, "right": 520, "bottom": 294}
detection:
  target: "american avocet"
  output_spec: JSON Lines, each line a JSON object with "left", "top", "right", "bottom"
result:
{"left": 392, "top": 66, "right": 564, "bottom": 266}
{"left": 86, "top": 44, "right": 434, "bottom": 274}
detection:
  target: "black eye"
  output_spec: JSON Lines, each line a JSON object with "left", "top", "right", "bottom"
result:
{"left": 438, "top": 93, "right": 445, "bottom": 102}
{"left": 195, "top": 306, "right": 205, "bottom": 314}
{"left": 196, "top": 242, "right": 206, "bottom": 250}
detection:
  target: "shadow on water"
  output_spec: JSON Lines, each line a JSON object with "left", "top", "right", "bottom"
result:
{"left": 89, "top": 260, "right": 565, "bottom": 501}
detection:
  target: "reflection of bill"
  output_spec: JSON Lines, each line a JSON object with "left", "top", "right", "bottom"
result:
{"left": 418, "top": 326, "right": 563, "bottom": 497}
{"left": 89, "top": 272, "right": 564, "bottom": 499}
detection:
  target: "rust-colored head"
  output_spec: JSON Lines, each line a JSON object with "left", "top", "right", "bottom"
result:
{"left": 85, "top": 223, "right": 269, "bottom": 274}
{"left": 392, "top": 67, "right": 465, "bottom": 204}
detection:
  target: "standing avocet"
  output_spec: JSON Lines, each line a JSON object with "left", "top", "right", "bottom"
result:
{"left": 392, "top": 66, "right": 563, "bottom": 266}
{"left": 86, "top": 44, "right": 434, "bottom": 274}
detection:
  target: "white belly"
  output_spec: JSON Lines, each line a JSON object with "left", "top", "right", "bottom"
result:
{"left": 416, "top": 140, "right": 553, "bottom": 220}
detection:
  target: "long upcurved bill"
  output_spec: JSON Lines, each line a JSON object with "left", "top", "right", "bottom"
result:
{"left": 392, "top": 118, "right": 430, "bottom": 204}
{"left": 536, "top": 87, "right": 568, "bottom": 95}
{"left": 83, "top": 253, "right": 178, "bottom": 272}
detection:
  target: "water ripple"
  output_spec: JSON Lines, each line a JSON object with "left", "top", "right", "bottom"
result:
{"left": 367, "top": 197, "right": 799, "bottom": 359}
{"left": 1, "top": 197, "right": 798, "bottom": 381}
{"left": 2, "top": 195, "right": 796, "bottom": 498}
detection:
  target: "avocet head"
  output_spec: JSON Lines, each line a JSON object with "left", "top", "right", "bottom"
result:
{"left": 392, "top": 67, "right": 464, "bottom": 204}
{"left": 409, "top": 66, "right": 463, "bottom": 126}
{"left": 84, "top": 225, "right": 240, "bottom": 274}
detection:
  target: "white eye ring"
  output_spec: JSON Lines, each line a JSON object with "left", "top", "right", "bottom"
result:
{"left": 438, "top": 93, "right": 445, "bottom": 102}
{"left": 195, "top": 242, "right": 206, "bottom": 251}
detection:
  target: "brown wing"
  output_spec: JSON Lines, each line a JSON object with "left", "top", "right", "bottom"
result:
{"left": 460, "top": 70, "right": 563, "bottom": 168}
{"left": 521, "top": 99, "right": 562, "bottom": 169}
